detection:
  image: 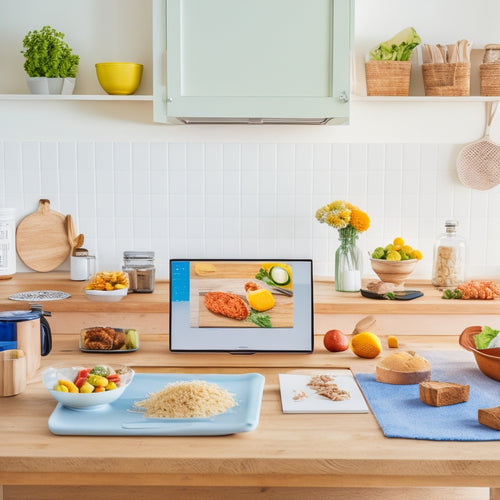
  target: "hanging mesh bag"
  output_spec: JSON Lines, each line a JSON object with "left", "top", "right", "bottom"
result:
{"left": 456, "top": 101, "right": 500, "bottom": 190}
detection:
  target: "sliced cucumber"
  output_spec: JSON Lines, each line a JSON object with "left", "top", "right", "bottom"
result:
{"left": 269, "top": 266, "right": 290, "bottom": 286}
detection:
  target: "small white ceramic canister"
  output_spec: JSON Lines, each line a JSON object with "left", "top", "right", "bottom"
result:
{"left": 70, "top": 249, "right": 96, "bottom": 281}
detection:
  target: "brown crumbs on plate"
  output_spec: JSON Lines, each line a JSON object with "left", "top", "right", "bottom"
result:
{"left": 307, "top": 374, "right": 351, "bottom": 402}
{"left": 293, "top": 390, "right": 307, "bottom": 401}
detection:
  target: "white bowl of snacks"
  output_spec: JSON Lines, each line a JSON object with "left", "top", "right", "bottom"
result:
{"left": 42, "top": 364, "right": 134, "bottom": 409}
{"left": 85, "top": 271, "right": 129, "bottom": 302}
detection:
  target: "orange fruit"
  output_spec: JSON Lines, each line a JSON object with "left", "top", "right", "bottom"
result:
{"left": 350, "top": 331, "right": 382, "bottom": 359}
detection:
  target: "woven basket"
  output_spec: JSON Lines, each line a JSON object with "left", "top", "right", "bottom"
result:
{"left": 365, "top": 61, "right": 411, "bottom": 96}
{"left": 422, "top": 63, "right": 470, "bottom": 96}
{"left": 480, "top": 63, "right": 500, "bottom": 96}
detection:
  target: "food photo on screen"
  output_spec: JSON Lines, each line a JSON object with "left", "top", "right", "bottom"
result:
{"left": 169, "top": 259, "right": 313, "bottom": 353}
{"left": 189, "top": 261, "right": 294, "bottom": 329}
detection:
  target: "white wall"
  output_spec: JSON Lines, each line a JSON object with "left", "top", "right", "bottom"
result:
{"left": 2, "top": 0, "right": 500, "bottom": 279}
{"left": 2, "top": 138, "right": 499, "bottom": 280}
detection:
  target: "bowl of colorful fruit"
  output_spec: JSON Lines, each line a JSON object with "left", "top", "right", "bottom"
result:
{"left": 370, "top": 237, "right": 423, "bottom": 288}
{"left": 43, "top": 364, "right": 134, "bottom": 409}
{"left": 85, "top": 271, "right": 129, "bottom": 302}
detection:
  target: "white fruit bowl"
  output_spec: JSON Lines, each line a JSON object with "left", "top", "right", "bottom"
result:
{"left": 85, "top": 287, "right": 128, "bottom": 302}
{"left": 43, "top": 364, "right": 134, "bottom": 409}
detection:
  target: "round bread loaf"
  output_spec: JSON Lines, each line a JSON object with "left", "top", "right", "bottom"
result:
{"left": 375, "top": 351, "right": 431, "bottom": 385}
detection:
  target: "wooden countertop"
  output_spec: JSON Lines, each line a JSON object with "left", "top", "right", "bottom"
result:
{"left": 2, "top": 273, "right": 499, "bottom": 339}
{"left": 2, "top": 272, "right": 500, "bottom": 315}
{"left": 0, "top": 334, "right": 499, "bottom": 500}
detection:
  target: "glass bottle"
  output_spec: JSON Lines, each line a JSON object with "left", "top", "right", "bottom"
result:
{"left": 122, "top": 251, "right": 156, "bottom": 293}
{"left": 335, "top": 227, "right": 362, "bottom": 292}
{"left": 431, "top": 220, "right": 466, "bottom": 287}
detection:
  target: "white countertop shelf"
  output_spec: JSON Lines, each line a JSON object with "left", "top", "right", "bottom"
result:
{"left": 351, "top": 95, "right": 500, "bottom": 102}
{"left": 0, "top": 94, "right": 153, "bottom": 101}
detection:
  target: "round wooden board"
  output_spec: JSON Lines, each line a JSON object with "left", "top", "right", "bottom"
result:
{"left": 16, "top": 200, "right": 71, "bottom": 272}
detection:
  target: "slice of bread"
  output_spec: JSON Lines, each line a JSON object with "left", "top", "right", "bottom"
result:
{"left": 419, "top": 381, "right": 470, "bottom": 407}
{"left": 478, "top": 406, "right": 500, "bottom": 430}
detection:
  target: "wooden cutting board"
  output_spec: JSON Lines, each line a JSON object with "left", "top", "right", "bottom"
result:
{"left": 16, "top": 199, "right": 71, "bottom": 272}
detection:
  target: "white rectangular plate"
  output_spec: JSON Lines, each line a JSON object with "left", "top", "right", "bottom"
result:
{"left": 279, "top": 370, "right": 369, "bottom": 413}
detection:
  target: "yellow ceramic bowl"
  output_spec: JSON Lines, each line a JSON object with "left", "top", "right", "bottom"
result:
{"left": 95, "top": 62, "right": 143, "bottom": 95}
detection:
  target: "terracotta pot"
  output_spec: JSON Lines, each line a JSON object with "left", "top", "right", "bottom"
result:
{"left": 459, "top": 326, "right": 500, "bottom": 382}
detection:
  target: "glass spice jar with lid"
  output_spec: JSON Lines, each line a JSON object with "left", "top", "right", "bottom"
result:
{"left": 122, "top": 251, "right": 155, "bottom": 293}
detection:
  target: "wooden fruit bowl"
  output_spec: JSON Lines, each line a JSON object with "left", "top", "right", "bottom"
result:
{"left": 459, "top": 326, "right": 500, "bottom": 382}
{"left": 370, "top": 258, "right": 418, "bottom": 288}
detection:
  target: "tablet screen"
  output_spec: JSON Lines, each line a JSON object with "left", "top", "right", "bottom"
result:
{"left": 169, "top": 259, "right": 314, "bottom": 353}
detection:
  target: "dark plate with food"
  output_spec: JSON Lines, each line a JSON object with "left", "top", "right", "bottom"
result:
{"left": 79, "top": 327, "right": 139, "bottom": 353}
{"left": 360, "top": 289, "right": 423, "bottom": 301}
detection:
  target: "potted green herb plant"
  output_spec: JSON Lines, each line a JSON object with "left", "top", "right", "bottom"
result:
{"left": 21, "top": 25, "right": 80, "bottom": 95}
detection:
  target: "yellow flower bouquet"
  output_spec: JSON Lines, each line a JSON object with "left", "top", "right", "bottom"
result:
{"left": 315, "top": 201, "right": 370, "bottom": 292}
{"left": 315, "top": 200, "right": 370, "bottom": 235}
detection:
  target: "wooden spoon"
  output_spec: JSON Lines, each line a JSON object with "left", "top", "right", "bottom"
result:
{"left": 73, "top": 233, "right": 84, "bottom": 251}
{"left": 352, "top": 315, "right": 377, "bottom": 335}
{"left": 66, "top": 215, "right": 76, "bottom": 247}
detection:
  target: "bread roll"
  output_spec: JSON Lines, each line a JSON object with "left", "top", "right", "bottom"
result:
{"left": 376, "top": 351, "right": 431, "bottom": 385}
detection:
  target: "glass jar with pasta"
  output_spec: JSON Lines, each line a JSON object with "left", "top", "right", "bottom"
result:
{"left": 431, "top": 220, "right": 466, "bottom": 287}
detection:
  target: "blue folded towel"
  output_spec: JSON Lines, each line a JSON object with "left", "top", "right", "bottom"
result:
{"left": 355, "top": 350, "right": 500, "bottom": 441}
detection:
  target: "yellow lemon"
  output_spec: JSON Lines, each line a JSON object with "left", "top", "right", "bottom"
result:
{"left": 402, "top": 245, "right": 413, "bottom": 255}
{"left": 393, "top": 237, "right": 405, "bottom": 246}
{"left": 350, "top": 331, "right": 382, "bottom": 359}
{"left": 411, "top": 249, "right": 423, "bottom": 260}
{"left": 386, "top": 250, "right": 402, "bottom": 261}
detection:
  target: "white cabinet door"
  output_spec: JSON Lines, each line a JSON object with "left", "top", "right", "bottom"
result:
{"left": 153, "top": 0, "right": 352, "bottom": 124}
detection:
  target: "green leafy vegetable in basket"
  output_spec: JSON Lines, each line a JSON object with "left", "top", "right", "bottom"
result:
{"left": 369, "top": 27, "right": 421, "bottom": 61}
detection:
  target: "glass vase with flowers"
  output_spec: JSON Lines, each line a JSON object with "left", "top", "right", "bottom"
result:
{"left": 315, "top": 200, "right": 370, "bottom": 292}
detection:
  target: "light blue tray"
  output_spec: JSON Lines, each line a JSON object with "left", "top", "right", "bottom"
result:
{"left": 48, "top": 372, "right": 265, "bottom": 436}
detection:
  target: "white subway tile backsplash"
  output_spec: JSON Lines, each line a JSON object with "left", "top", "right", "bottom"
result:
{"left": 5, "top": 143, "right": 23, "bottom": 204}
{"left": 169, "top": 193, "right": 188, "bottom": 219}
{"left": 294, "top": 169, "right": 313, "bottom": 196}
{"left": 21, "top": 142, "right": 40, "bottom": 172}
{"left": 204, "top": 194, "right": 223, "bottom": 218}
{"left": 222, "top": 170, "right": 240, "bottom": 197}
{"left": 330, "top": 170, "right": 349, "bottom": 198}
{"left": 348, "top": 143, "right": 367, "bottom": 173}
{"left": 223, "top": 195, "right": 240, "bottom": 218}
{"left": 1, "top": 140, "right": 498, "bottom": 280}
{"left": 76, "top": 143, "right": 96, "bottom": 196}
{"left": 331, "top": 143, "right": 348, "bottom": 171}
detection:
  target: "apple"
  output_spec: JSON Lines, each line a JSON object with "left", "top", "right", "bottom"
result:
{"left": 323, "top": 329, "right": 349, "bottom": 352}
